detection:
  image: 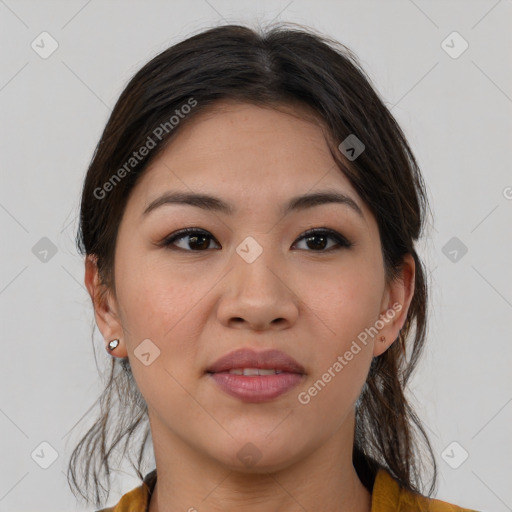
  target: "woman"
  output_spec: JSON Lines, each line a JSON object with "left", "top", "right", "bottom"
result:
{"left": 68, "top": 23, "right": 478, "bottom": 512}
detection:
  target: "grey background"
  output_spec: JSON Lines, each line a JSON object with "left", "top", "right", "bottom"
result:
{"left": 1, "top": 1, "right": 511, "bottom": 511}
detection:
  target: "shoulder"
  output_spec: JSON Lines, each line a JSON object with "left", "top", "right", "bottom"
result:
{"left": 94, "top": 469, "right": 156, "bottom": 512}
{"left": 372, "top": 468, "right": 480, "bottom": 512}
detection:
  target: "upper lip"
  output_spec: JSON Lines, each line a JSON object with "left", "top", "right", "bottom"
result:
{"left": 206, "top": 348, "right": 306, "bottom": 374}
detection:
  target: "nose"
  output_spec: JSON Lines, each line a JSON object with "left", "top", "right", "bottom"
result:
{"left": 216, "top": 242, "right": 300, "bottom": 332}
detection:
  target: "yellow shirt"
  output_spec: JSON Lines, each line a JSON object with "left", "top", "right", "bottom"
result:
{"left": 97, "top": 467, "right": 478, "bottom": 512}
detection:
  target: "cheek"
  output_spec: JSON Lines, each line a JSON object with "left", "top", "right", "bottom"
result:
{"left": 296, "top": 257, "right": 384, "bottom": 403}
{"left": 308, "top": 261, "right": 384, "bottom": 344}
{"left": 115, "top": 246, "right": 200, "bottom": 333}
{"left": 114, "top": 255, "right": 211, "bottom": 407}
{"left": 114, "top": 247, "right": 222, "bottom": 378}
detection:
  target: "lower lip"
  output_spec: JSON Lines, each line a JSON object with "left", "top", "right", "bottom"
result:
{"left": 209, "top": 372, "right": 304, "bottom": 402}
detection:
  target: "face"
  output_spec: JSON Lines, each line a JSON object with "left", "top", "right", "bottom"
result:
{"left": 87, "top": 100, "right": 413, "bottom": 473}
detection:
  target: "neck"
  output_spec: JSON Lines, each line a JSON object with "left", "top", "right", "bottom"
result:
{"left": 147, "top": 416, "right": 372, "bottom": 512}
{"left": 149, "top": 469, "right": 371, "bottom": 512}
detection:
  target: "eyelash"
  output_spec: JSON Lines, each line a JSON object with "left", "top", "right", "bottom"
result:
{"left": 159, "top": 227, "right": 353, "bottom": 253}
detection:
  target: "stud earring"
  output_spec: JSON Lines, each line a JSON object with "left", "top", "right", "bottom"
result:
{"left": 379, "top": 335, "right": 386, "bottom": 343}
{"left": 108, "top": 339, "right": 120, "bottom": 351}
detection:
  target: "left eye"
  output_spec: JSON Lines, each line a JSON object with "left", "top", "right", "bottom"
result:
{"left": 292, "top": 228, "right": 352, "bottom": 251}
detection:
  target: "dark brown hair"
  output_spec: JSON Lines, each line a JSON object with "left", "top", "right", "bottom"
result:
{"left": 68, "top": 22, "right": 436, "bottom": 508}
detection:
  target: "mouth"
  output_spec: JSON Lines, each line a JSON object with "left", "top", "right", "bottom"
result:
{"left": 221, "top": 368, "right": 287, "bottom": 375}
{"left": 206, "top": 348, "right": 306, "bottom": 403}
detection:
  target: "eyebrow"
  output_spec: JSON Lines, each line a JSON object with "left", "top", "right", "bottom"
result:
{"left": 142, "top": 190, "right": 364, "bottom": 218}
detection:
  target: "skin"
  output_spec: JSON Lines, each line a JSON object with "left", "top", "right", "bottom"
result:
{"left": 85, "top": 100, "right": 415, "bottom": 512}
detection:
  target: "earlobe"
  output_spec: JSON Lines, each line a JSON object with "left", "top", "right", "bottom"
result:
{"left": 84, "top": 255, "right": 128, "bottom": 358}
{"left": 373, "top": 254, "right": 415, "bottom": 358}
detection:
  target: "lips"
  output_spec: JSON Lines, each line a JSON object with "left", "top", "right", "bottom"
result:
{"left": 206, "top": 348, "right": 306, "bottom": 375}
{"left": 206, "top": 348, "right": 306, "bottom": 402}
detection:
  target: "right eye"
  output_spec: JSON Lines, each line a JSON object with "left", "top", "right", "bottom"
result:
{"left": 160, "top": 228, "right": 221, "bottom": 251}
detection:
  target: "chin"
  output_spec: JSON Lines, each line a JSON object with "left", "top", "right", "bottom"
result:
{"left": 209, "top": 435, "right": 308, "bottom": 475}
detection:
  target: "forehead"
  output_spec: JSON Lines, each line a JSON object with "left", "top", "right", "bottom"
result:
{"left": 128, "top": 100, "right": 367, "bottom": 218}
{"left": 154, "top": 100, "right": 330, "bottom": 165}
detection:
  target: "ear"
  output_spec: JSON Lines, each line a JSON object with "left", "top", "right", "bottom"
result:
{"left": 84, "top": 255, "right": 128, "bottom": 358}
{"left": 373, "top": 253, "right": 415, "bottom": 357}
